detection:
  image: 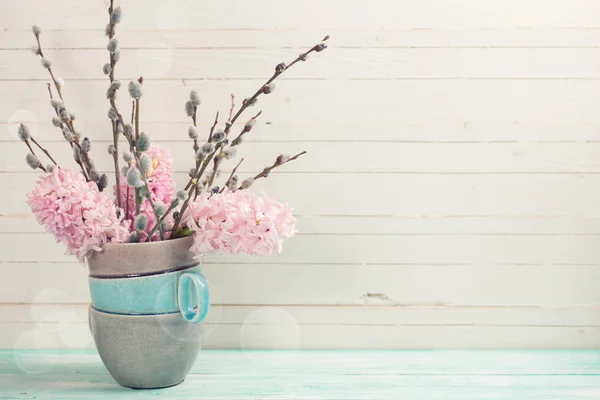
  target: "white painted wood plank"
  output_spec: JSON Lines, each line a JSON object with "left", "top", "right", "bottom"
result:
{"left": 5, "top": 48, "right": 600, "bottom": 79}
{"left": 6, "top": 142, "right": 600, "bottom": 173}
{"left": 5, "top": 0, "right": 600, "bottom": 30}
{"left": 2, "top": 173, "right": 600, "bottom": 216}
{"left": 7, "top": 121, "right": 600, "bottom": 143}
{"left": 5, "top": 215, "right": 600, "bottom": 235}
{"left": 5, "top": 29, "right": 600, "bottom": 49}
{"left": 3, "top": 232, "right": 600, "bottom": 265}
{"left": 2, "top": 263, "right": 600, "bottom": 306}
{"left": 4, "top": 80, "right": 600, "bottom": 124}
{"left": 2, "top": 305, "right": 599, "bottom": 349}
{"left": 4, "top": 304, "right": 600, "bottom": 326}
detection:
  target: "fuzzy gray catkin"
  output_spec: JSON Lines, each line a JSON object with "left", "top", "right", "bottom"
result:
{"left": 137, "top": 133, "right": 151, "bottom": 152}
{"left": 201, "top": 142, "right": 215, "bottom": 154}
{"left": 188, "top": 126, "right": 199, "bottom": 139}
{"left": 72, "top": 145, "right": 81, "bottom": 162}
{"left": 126, "top": 167, "right": 142, "bottom": 187}
{"left": 127, "top": 232, "right": 140, "bottom": 243}
{"left": 184, "top": 101, "right": 195, "bottom": 117}
{"left": 98, "top": 174, "right": 108, "bottom": 191}
{"left": 81, "top": 138, "right": 91, "bottom": 153}
{"left": 40, "top": 58, "right": 52, "bottom": 69}
{"left": 89, "top": 169, "right": 100, "bottom": 182}
{"left": 243, "top": 97, "right": 257, "bottom": 107}
{"left": 211, "top": 130, "right": 225, "bottom": 143}
{"left": 139, "top": 154, "right": 152, "bottom": 172}
{"left": 122, "top": 151, "right": 133, "bottom": 163}
{"left": 223, "top": 147, "right": 237, "bottom": 159}
{"left": 189, "top": 90, "right": 201, "bottom": 106}
{"left": 134, "top": 214, "right": 148, "bottom": 231}
{"left": 107, "top": 38, "right": 119, "bottom": 53}
{"left": 62, "top": 128, "right": 74, "bottom": 142}
{"left": 240, "top": 177, "right": 254, "bottom": 189}
{"left": 176, "top": 190, "right": 188, "bottom": 202}
{"left": 108, "top": 108, "right": 118, "bottom": 120}
{"left": 17, "top": 124, "right": 30, "bottom": 141}
{"left": 110, "top": 6, "right": 123, "bottom": 24}
{"left": 153, "top": 201, "right": 166, "bottom": 216}
{"left": 128, "top": 81, "right": 143, "bottom": 99}
{"left": 51, "top": 99, "right": 63, "bottom": 110}
{"left": 25, "top": 153, "right": 41, "bottom": 170}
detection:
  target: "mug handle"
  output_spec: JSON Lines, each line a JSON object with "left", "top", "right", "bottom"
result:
{"left": 178, "top": 272, "right": 210, "bottom": 323}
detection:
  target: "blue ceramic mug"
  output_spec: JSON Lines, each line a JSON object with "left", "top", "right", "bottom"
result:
{"left": 88, "top": 265, "right": 209, "bottom": 323}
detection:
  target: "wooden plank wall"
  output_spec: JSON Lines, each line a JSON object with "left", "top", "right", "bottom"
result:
{"left": 1, "top": 0, "right": 600, "bottom": 349}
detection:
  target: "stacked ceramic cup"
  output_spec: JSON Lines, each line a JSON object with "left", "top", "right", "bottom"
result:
{"left": 86, "top": 237, "right": 209, "bottom": 389}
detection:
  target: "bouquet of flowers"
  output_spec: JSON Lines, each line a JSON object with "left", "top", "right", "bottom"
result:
{"left": 20, "top": 1, "right": 328, "bottom": 262}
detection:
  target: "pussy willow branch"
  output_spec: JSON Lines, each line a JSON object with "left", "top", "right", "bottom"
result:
{"left": 239, "top": 151, "right": 306, "bottom": 190}
{"left": 34, "top": 35, "right": 63, "bottom": 101}
{"left": 226, "top": 36, "right": 329, "bottom": 134}
{"left": 220, "top": 158, "right": 244, "bottom": 193}
{"left": 46, "top": 83, "right": 54, "bottom": 101}
{"left": 109, "top": 81, "right": 159, "bottom": 227}
{"left": 111, "top": 120, "right": 121, "bottom": 207}
{"left": 107, "top": 0, "right": 116, "bottom": 57}
{"left": 34, "top": 31, "right": 93, "bottom": 180}
{"left": 208, "top": 111, "right": 219, "bottom": 142}
{"left": 172, "top": 36, "right": 328, "bottom": 236}
{"left": 184, "top": 111, "right": 219, "bottom": 191}
{"left": 230, "top": 110, "right": 262, "bottom": 146}
{"left": 134, "top": 96, "right": 141, "bottom": 214}
{"left": 228, "top": 94, "right": 236, "bottom": 124}
{"left": 104, "top": 0, "right": 122, "bottom": 206}
{"left": 21, "top": 133, "right": 37, "bottom": 159}
{"left": 206, "top": 154, "right": 222, "bottom": 190}
{"left": 108, "top": 97, "right": 140, "bottom": 217}
{"left": 170, "top": 146, "right": 220, "bottom": 235}
{"left": 44, "top": 85, "right": 92, "bottom": 179}
{"left": 205, "top": 110, "right": 260, "bottom": 190}
{"left": 194, "top": 36, "right": 324, "bottom": 190}
{"left": 30, "top": 137, "right": 59, "bottom": 166}
{"left": 145, "top": 201, "right": 178, "bottom": 242}
{"left": 191, "top": 102, "right": 199, "bottom": 155}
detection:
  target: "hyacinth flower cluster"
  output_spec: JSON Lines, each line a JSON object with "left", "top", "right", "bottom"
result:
{"left": 20, "top": 0, "right": 328, "bottom": 261}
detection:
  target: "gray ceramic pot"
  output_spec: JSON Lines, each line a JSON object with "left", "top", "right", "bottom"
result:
{"left": 89, "top": 307, "right": 204, "bottom": 389}
{"left": 86, "top": 237, "right": 207, "bottom": 389}
{"left": 86, "top": 236, "right": 197, "bottom": 278}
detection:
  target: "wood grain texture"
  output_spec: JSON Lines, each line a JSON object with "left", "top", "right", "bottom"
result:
{"left": 4, "top": 263, "right": 600, "bottom": 306}
{"left": 1, "top": 350, "right": 600, "bottom": 399}
{"left": 1, "top": 305, "right": 600, "bottom": 349}
{"left": 2, "top": 0, "right": 600, "bottom": 349}
{"left": 3, "top": 173, "right": 600, "bottom": 216}
{"left": 5, "top": 0, "right": 600, "bottom": 29}
{"left": 6, "top": 28, "right": 600, "bottom": 49}
{"left": 4, "top": 232, "right": 600, "bottom": 264}
{"left": 5, "top": 48, "right": 600, "bottom": 80}
{"left": 6, "top": 141, "right": 600, "bottom": 173}
{"left": 4, "top": 80, "right": 600, "bottom": 124}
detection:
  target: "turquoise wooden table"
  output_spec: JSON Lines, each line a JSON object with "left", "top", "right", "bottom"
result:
{"left": 1, "top": 350, "right": 600, "bottom": 399}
